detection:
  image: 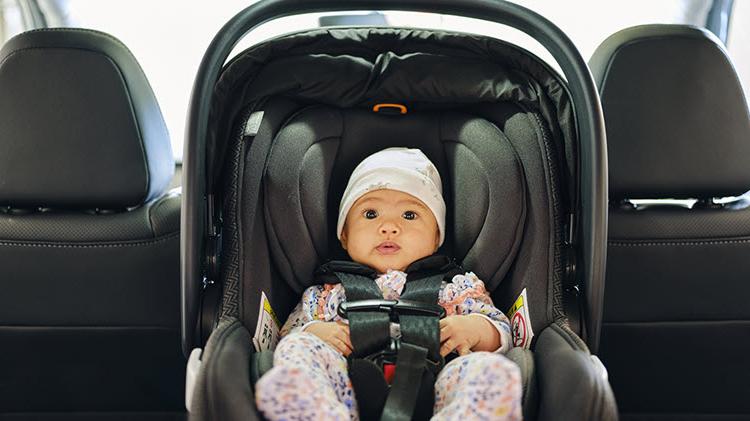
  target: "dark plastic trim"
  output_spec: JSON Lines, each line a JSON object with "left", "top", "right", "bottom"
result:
{"left": 182, "top": 0, "right": 608, "bottom": 356}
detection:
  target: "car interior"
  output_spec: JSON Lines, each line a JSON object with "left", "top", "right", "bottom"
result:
{"left": 0, "top": 28, "right": 184, "bottom": 420}
{"left": 0, "top": 1, "right": 747, "bottom": 421}
{"left": 590, "top": 24, "right": 750, "bottom": 420}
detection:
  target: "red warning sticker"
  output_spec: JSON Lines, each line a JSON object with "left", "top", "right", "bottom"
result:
{"left": 507, "top": 288, "right": 534, "bottom": 349}
{"left": 512, "top": 312, "right": 527, "bottom": 348}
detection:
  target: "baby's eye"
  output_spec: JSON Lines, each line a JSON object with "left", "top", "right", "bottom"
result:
{"left": 402, "top": 211, "right": 417, "bottom": 220}
{"left": 364, "top": 209, "right": 378, "bottom": 219}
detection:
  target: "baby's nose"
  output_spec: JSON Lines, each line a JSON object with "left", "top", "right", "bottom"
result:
{"left": 380, "top": 223, "right": 400, "bottom": 235}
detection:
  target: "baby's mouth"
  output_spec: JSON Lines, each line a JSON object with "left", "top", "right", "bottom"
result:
{"left": 376, "top": 241, "right": 401, "bottom": 255}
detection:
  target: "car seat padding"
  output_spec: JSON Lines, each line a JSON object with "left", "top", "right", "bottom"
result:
{"left": 263, "top": 106, "right": 526, "bottom": 294}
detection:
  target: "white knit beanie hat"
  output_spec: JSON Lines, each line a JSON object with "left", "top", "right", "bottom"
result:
{"left": 337, "top": 147, "right": 446, "bottom": 246}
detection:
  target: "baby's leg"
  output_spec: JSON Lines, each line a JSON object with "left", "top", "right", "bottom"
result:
{"left": 255, "top": 332, "right": 358, "bottom": 421}
{"left": 432, "top": 352, "right": 522, "bottom": 420}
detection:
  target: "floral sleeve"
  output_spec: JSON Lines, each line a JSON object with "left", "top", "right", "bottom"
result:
{"left": 279, "top": 300, "right": 309, "bottom": 337}
{"left": 438, "top": 272, "right": 512, "bottom": 353}
{"left": 279, "top": 283, "right": 346, "bottom": 337}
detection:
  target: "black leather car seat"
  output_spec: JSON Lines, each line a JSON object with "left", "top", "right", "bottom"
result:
{"left": 0, "top": 29, "right": 184, "bottom": 420}
{"left": 590, "top": 25, "right": 750, "bottom": 420}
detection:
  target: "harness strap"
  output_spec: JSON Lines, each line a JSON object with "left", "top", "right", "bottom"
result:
{"left": 381, "top": 273, "right": 444, "bottom": 421}
{"left": 399, "top": 275, "right": 443, "bottom": 363}
{"left": 381, "top": 342, "right": 429, "bottom": 421}
{"left": 326, "top": 255, "right": 459, "bottom": 421}
{"left": 338, "top": 272, "right": 391, "bottom": 357}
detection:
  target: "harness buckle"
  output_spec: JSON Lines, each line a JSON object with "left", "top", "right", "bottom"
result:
{"left": 359, "top": 336, "right": 444, "bottom": 381}
{"left": 337, "top": 299, "right": 446, "bottom": 321}
{"left": 382, "top": 363, "right": 396, "bottom": 384}
{"left": 338, "top": 299, "right": 446, "bottom": 378}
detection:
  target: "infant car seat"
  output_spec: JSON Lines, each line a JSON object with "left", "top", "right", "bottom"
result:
{"left": 181, "top": 1, "right": 617, "bottom": 420}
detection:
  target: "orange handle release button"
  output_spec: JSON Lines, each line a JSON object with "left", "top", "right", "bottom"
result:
{"left": 373, "top": 103, "right": 407, "bottom": 114}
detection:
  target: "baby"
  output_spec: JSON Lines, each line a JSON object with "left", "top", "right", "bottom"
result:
{"left": 255, "top": 148, "right": 522, "bottom": 420}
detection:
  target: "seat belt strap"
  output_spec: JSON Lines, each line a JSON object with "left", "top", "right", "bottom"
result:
{"left": 338, "top": 272, "right": 391, "bottom": 357}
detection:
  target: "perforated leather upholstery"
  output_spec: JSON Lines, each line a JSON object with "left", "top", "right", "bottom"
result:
{"left": 591, "top": 24, "right": 750, "bottom": 419}
{"left": 0, "top": 29, "right": 184, "bottom": 419}
{"left": 590, "top": 25, "right": 750, "bottom": 200}
{"left": 0, "top": 28, "right": 173, "bottom": 208}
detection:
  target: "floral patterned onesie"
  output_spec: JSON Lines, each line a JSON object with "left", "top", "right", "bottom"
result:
{"left": 255, "top": 269, "right": 522, "bottom": 420}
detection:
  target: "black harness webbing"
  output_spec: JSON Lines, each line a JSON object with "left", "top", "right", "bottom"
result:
{"left": 338, "top": 272, "right": 392, "bottom": 357}
{"left": 318, "top": 255, "right": 460, "bottom": 421}
{"left": 398, "top": 276, "right": 443, "bottom": 364}
{"left": 380, "top": 342, "right": 430, "bottom": 421}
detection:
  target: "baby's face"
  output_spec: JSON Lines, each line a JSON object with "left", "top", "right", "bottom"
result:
{"left": 340, "top": 189, "right": 439, "bottom": 274}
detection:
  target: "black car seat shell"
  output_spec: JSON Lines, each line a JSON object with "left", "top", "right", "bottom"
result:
{"left": 184, "top": 23, "right": 616, "bottom": 421}
{"left": 590, "top": 24, "right": 750, "bottom": 420}
{"left": 0, "top": 29, "right": 184, "bottom": 419}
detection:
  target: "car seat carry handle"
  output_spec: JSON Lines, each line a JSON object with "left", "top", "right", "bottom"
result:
{"left": 184, "top": 0, "right": 608, "bottom": 356}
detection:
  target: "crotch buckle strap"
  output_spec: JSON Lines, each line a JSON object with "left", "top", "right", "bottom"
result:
{"left": 355, "top": 336, "right": 444, "bottom": 377}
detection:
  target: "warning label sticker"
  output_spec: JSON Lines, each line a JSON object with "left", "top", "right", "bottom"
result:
{"left": 252, "top": 291, "right": 281, "bottom": 352}
{"left": 506, "top": 288, "right": 534, "bottom": 349}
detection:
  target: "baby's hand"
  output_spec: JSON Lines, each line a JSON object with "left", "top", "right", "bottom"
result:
{"left": 439, "top": 315, "right": 501, "bottom": 356}
{"left": 304, "top": 321, "right": 353, "bottom": 356}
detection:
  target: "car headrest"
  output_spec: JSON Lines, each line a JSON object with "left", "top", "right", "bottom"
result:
{"left": 590, "top": 25, "right": 750, "bottom": 199}
{"left": 0, "top": 28, "right": 173, "bottom": 208}
{"left": 264, "top": 106, "right": 526, "bottom": 293}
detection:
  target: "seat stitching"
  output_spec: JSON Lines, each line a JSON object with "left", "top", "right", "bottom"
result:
{"left": 609, "top": 238, "right": 750, "bottom": 246}
{"left": 0, "top": 232, "right": 178, "bottom": 248}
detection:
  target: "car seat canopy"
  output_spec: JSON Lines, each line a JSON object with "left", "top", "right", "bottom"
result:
{"left": 209, "top": 28, "right": 576, "bottom": 188}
